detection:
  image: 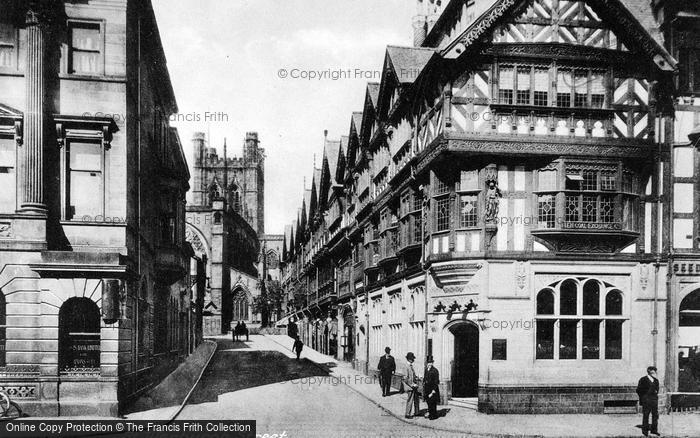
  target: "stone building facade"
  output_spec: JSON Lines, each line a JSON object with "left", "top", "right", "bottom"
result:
{"left": 281, "top": 0, "right": 700, "bottom": 414}
{"left": 186, "top": 132, "right": 279, "bottom": 334}
{"left": 0, "top": 0, "right": 197, "bottom": 416}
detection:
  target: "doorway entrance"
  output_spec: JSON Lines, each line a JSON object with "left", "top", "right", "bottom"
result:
{"left": 450, "top": 323, "right": 479, "bottom": 398}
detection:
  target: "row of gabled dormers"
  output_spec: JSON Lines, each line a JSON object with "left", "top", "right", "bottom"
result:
{"left": 281, "top": 0, "right": 687, "bottom": 273}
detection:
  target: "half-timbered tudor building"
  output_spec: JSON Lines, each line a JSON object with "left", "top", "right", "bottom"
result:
{"left": 0, "top": 0, "right": 198, "bottom": 416}
{"left": 281, "top": 0, "right": 700, "bottom": 414}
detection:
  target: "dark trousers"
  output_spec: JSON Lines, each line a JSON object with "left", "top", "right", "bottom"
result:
{"left": 381, "top": 373, "right": 392, "bottom": 395}
{"left": 427, "top": 395, "right": 438, "bottom": 419}
{"left": 642, "top": 403, "right": 658, "bottom": 435}
{"left": 295, "top": 349, "right": 301, "bottom": 360}
{"left": 405, "top": 388, "right": 419, "bottom": 417}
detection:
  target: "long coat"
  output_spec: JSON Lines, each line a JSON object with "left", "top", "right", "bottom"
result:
{"left": 636, "top": 376, "right": 659, "bottom": 407}
{"left": 423, "top": 366, "right": 440, "bottom": 402}
{"left": 378, "top": 355, "right": 396, "bottom": 376}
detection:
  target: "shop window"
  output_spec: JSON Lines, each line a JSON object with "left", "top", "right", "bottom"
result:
{"left": 535, "top": 278, "right": 626, "bottom": 361}
{"left": 58, "top": 297, "right": 100, "bottom": 372}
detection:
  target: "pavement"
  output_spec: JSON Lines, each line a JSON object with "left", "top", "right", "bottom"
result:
{"left": 262, "top": 335, "right": 700, "bottom": 438}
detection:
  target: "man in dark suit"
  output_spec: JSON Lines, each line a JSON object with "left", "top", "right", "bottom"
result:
{"left": 377, "top": 347, "right": 396, "bottom": 397}
{"left": 423, "top": 356, "right": 440, "bottom": 420}
{"left": 636, "top": 366, "right": 660, "bottom": 436}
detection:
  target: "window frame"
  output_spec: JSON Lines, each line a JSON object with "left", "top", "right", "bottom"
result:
{"left": 0, "top": 21, "right": 18, "bottom": 71}
{"left": 61, "top": 137, "right": 106, "bottom": 221}
{"left": 66, "top": 19, "right": 105, "bottom": 76}
{"left": 535, "top": 278, "right": 627, "bottom": 362}
{"left": 496, "top": 63, "right": 608, "bottom": 109}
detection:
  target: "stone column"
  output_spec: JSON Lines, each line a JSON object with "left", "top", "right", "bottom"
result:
{"left": 19, "top": 6, "right": 48, "bottom": 214}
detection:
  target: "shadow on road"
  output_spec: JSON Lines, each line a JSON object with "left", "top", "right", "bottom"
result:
{"left": 187, "top": 338, "right": 329, "bottom": 404}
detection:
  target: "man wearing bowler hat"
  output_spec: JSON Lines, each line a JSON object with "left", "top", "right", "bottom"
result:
{"left": 423, "top": 355, "right": 440, "bottom": 420}
{"left": 403, "top": 352, "right": 420, "bottom": 418}
{"left": 377, "top": 346, "right": 396, "bottom": 397}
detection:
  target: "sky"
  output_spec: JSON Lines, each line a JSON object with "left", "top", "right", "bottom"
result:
{"left": 152, "top": 0, "right": 416, "bottom": 235}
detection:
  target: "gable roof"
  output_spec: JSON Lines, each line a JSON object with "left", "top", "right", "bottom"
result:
{"left": 440, "top": 0, "right": 675, "bottom": 71}
{"left": 386, "top": 45, "right": 436, "bottom": 84}
{"left": 367, "top": 83, "right": 380, "bottom": 109}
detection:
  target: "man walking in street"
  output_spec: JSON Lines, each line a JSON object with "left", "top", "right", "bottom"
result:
{"left": 292, "top": 336, "right": 304, "bottom": 361}
{"left": 424, "top": 356, "right": 440, "bottom": 420}
{"left": 377, "top": 347, "right": 396, "bottom": 397}
{"left": 403, "top": 352, "right": 420, "bottom": 418}
{"left": 636, "top": 366, "right": 660, "bottom": 436}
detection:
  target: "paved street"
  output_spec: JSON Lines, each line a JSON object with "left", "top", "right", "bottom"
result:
{"left": 176, "top": 335, "right": 468, "bottom": 438}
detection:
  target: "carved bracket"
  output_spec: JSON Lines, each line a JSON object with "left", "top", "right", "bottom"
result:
{"left": 14, "top": 120, "right": 22, "bottom": 146}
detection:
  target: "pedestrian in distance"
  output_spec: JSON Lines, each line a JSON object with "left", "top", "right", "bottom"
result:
{"left": 292, "top": 336, "right": 304, "bottom": 361}
{"left": 377, "top": 347, "right": 396, "bottom": 397}
{"left": 636, "top": 366, "right": 660, "bottom": 436}
{"left": 403, "top": 352, "right": 420, "bottom": 418}
{"left": 423, "top": 355, "right": 440, "bottom": 420}
{"left": 233, "top": 321, "right": 241, "bottom": 342}
{"left": 241, "top": 321, "right": 249, "bottom": 341}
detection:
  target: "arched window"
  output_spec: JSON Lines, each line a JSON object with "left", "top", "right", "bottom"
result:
{"left": 59, "top": 297, "right": 100, "bottom": 372}
{"left": 536, "top": 278, "right": 625, "bottom": 361}
{"left": 0, "top": 292, "right": 6, "bottom": 367}
{"left": 605, "top": 290, "right": 623, "bottom": 315}
{"left": 536, "top": 289, "right": 554, "bottom": 314}
{"left": 560, "top": 279, "right": 577, "bottom": 315}
{"left": 232, "top": 289, "right": 248, "bottom": 322}
{"left": 583, "top": 280, "right": 600, "bottom": 315}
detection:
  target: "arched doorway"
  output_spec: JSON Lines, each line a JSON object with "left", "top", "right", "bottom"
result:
{"left": 58, "top": 297, "right": 101, "bottom": 372}
{"left": 679, "top": 289, "right": 700, "bottom": 392}
{"left": 450, "top": 322, "right": 479, "bottom": 398}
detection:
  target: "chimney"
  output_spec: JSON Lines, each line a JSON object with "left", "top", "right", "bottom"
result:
{"left": 413, "top": 0, "right": 427, "bottom": 46}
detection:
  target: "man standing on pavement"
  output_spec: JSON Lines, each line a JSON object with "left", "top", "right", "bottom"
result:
{"left": 403, "top": 352, "right": 420, "bottom": 418}
{"left": 424, "top": 356, "right": 440, "bottom": 420}
{"left": 636, "top": 366, "right": 660, "bottom": 436}
{"left": 377, "top": 347, "right": 396, "bottom": 397}
{"left": 292, "top": 336, "right": 304, "bottom": 361}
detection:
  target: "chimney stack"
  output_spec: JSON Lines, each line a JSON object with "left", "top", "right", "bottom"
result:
{"left": 413, "top": 0, "right": 428, "bottom": 46}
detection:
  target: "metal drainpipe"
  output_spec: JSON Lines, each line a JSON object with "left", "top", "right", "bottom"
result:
{"left": 421, "top": 185, "right": 430, "bottom": 369}
{"left": 653, "top": 255, "right": 660, "bottom": 366}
